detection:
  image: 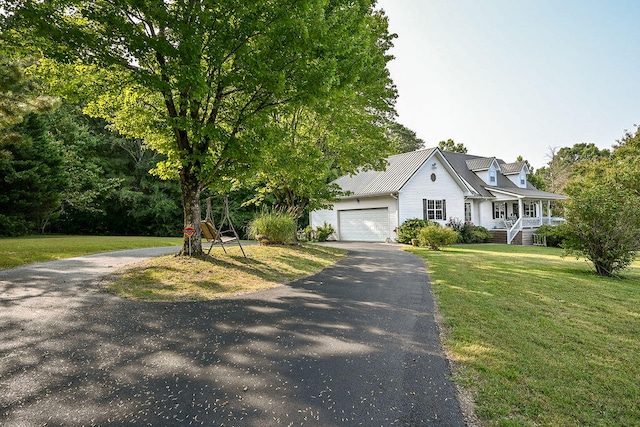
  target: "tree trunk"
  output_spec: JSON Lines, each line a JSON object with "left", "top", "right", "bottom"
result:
{"left": 179, "top": 169, "right": 203, "bottom": 257}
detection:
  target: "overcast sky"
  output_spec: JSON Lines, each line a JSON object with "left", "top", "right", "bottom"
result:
{"left": 375, "top": 0, "right": 640, "bottom": 168}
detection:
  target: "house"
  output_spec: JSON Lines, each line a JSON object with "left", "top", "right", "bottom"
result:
{"left": 310, "top": 147, "right": 566, "bottom": 244}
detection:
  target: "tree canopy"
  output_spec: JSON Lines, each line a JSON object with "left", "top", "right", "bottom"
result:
{"left": 386, "top": 122, "right": 425, "bottom": 154}
{"left": 562, "top": 127, "right": 640, "bottom": 276}
{"left": 534, "top": 143, "right": 611, "bottom": 193}
{"left": 437, "top": 139, "right": 467, "bottom": 153}
{"left": 7, "top": 0, "right": 397, "bottom": 254}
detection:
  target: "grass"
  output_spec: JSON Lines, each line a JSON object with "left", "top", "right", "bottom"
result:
{"left": 103, "top": 244, "right": 345, "bottom": 301}
{"left": 0, "top": 235, "right": 183, "bottom": 269}
{"left": 407, "top": 244, "right": 640, "bottom": 426}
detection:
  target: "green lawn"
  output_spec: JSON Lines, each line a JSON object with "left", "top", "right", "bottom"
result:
{"left": 0, "top": 235, "right": 183, "bottom": 269}
{"left": 408, "top": 244, "right": 640, "bottom": 427}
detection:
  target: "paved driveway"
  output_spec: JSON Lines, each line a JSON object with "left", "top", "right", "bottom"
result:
{"left": 0, "top": 243, "right": 464, "bottom": 426}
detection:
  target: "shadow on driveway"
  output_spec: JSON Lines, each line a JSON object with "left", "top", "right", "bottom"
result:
{"left": 0, "top": 243, "right": 464, "bottom": 426}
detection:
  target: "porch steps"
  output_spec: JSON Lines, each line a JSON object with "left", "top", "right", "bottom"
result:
{"left": 489, "top": 229, "right": 536, "bottom": 245}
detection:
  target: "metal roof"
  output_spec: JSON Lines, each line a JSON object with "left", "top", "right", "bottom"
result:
{"left": 334, "top": 148, "right": 437, "bottom": 196}
{"left": 465, "top": 157, "right": 496, "bottom": 171}
{"left": 334, "top": 148, "right": 565, "bottom": 201}
{"left": 485, "top": 187, "right": 567, "bottom": 200}
{"left": 499, "top": 161, "right": 527, "bottom": 175}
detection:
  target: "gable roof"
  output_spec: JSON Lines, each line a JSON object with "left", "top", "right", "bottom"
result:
{"left": 465, "top": 157, "right": 499, "bottom": 171}
{"left": 334, "top": 148, "right": 437, "bottom": 196}
{"left": 499, "top": 161, "right": 528, "bottom": 175}
{"left": 334, "top": 147, "right": 565, "bottom": 200}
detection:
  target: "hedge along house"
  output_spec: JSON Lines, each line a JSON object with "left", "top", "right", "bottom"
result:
{"left": 310, "top": 148, "right": 566, "bottom": 244}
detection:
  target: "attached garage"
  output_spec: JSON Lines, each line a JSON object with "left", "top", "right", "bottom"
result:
{"left": 338, "top": 208, "right": 390, "bottom": 242}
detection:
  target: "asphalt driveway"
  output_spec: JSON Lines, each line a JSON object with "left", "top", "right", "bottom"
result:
{"left": 0, "top": 243, "right": 465, "bottom": 426}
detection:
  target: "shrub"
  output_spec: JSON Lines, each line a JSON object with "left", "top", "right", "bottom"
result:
{"left": 303, "top": 225, "right": 315, "bottom": 241}
{"left": 563, "top": 178, "right": 640, "bottom": 276}
{"left": 396, "top": 218, "right": 434, "bottom": 244}
{"left": 446, "top": 218, "right": 492, "bottom": 244}
{"left": 315, "top": 222, "right": 335, "bottom": 242}
{"left": 535, "top": 223, "right": 569, "bottom": 248}
{"left": 248, "top": 211, "right": 297, "bottom": 245}
{"left": 470, "top": 226, "right": 493, "bottom": 243}
{"left": 417, "top": 224, "right": 459, "bottom": 250}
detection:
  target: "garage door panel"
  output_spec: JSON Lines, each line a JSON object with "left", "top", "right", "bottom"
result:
{"left": 339, "top": 209, "right": 389, "bottom": 242}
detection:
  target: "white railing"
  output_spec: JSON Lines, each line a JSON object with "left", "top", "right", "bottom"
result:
{"left": 507, "top": 217, "right": 523, "bottom": 244}
{"left": 522, "top": 217, "right": 542, "bottom": 228}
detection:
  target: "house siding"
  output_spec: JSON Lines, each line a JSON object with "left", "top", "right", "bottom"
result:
{"left": 479, "top": 200, "right": 495, "bottom": 229}
{"left": 398, "top": 157, "right": 465, "bottom": 225}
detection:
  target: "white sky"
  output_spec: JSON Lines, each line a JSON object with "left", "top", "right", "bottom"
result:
{"left": 376, "top": 0, "right": 640, "bottom": 168}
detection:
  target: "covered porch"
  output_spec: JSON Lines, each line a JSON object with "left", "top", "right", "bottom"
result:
{"left": 489, "top": 191, "right": 566, "bottom": 245}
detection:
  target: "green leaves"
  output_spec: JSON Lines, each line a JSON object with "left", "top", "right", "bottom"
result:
{"left": 563, "top": 130, "right": 640, "bottom": 276}
{"left": 8, "top": 0, "right": 397, "bottom": 254}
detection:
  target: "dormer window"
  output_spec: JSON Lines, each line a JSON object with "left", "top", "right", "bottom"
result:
{"left": 489, "top": 170, "right": 496, "bottom": 183}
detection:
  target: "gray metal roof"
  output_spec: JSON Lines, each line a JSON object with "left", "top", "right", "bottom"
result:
{"left": 499, "top": 161, "right": 527, "bottom": 175}
{"left": 465, "top": 157, "right": 495, "bottom": 171}
{"left": 334, "top": 148, "right": 565, "bottom": 201}
{"left": 334, "top": 148, "right": 437, "bottom": 196}
{"left": 485, "top": 187, "right": 567, "bottom": 200}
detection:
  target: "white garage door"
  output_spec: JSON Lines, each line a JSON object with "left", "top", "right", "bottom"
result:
{"left": 339, "top": 208, "right": 389, "bottom": 242}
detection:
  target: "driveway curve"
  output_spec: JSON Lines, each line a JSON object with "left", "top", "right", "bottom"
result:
{"left": 0, "top": 243, "right": 464, "bottom": 426}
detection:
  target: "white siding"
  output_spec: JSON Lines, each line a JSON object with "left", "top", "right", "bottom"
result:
{"left": 506, "top": 171, "right": 527, "bottom": 188}
{"left": 310, "top": 209, "right": 338, "bottom": 231}
{"left": 398, "top": 157, "right": 465, "bottom": 226}
{"left": 478, "top": 200, "right": 496, "bottom": 229}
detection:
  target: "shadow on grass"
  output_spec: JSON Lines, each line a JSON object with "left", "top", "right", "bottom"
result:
{"left": 104, "top": 245, "right": 346, "bottom": 302}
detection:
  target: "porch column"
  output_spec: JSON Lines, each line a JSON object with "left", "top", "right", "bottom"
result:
{"left": 518, "top": 199, "right": 523, "bottom": 221}
{"left": 547, "top": 200, "right": 551, "bottom": 224}
{"left": 538, "top": 200, "right": 543, "bottom": 226}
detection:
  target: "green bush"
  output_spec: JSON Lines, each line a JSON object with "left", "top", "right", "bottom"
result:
{"left": 248, "top": 211, "right": 297, "bottom": 245}
{"left": 446, "top": 218, "right": 492, "bottom": 244}
{"left": 535, "top": 223, "right": 569, "bottom": 248}
{"left": 417, "top": 224, "right": 459, "bottom": 250}
{"left": 470, "top": 226, "right": 493, "bottom": 243}
{"left": 315, "top": 222, "right": 335, "bottom": 242}
{"left": 396, "top": 218, "right": 435, "bottom": 244}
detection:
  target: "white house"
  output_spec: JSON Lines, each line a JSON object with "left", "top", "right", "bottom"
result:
{"left": 310, "top": 148, "right": 566, "bottom": 244}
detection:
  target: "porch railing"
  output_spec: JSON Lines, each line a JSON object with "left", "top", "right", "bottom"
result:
{"left": 506, "top": 216, "right": 565, "bottom": 244}
{"left": 507, "top": 217, "right": 522, "bottom": 244}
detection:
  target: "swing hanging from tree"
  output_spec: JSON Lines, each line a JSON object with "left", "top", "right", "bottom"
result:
{"left": 201, "top": 195, "right": 247, "bottom": 258}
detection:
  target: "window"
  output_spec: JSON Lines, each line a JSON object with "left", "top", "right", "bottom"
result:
{"left": 492, "top": 202, "right": 506, "bottom": 219}
{"left": 464, "top": 202, "right": 472, "bottom": 222}
{"left": 524, "top": 202, "right": 537, "bottom": 217}
{"left": 489, "top": 170, "right": 496, "bottom": 183}
{"left": 423, "top": 199, "right": 446, "bottom": 221}
{"left": 512, "top": 203, "right": 519, "bottom": 218}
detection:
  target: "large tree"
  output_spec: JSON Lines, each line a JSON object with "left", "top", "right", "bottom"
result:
{"left": 7, "top": 0, "right": 396, "bottom": 255}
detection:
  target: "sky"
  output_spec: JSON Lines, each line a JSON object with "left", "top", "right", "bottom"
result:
{"left": 375, "top": 0, "right": 640, "bottom": 168}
